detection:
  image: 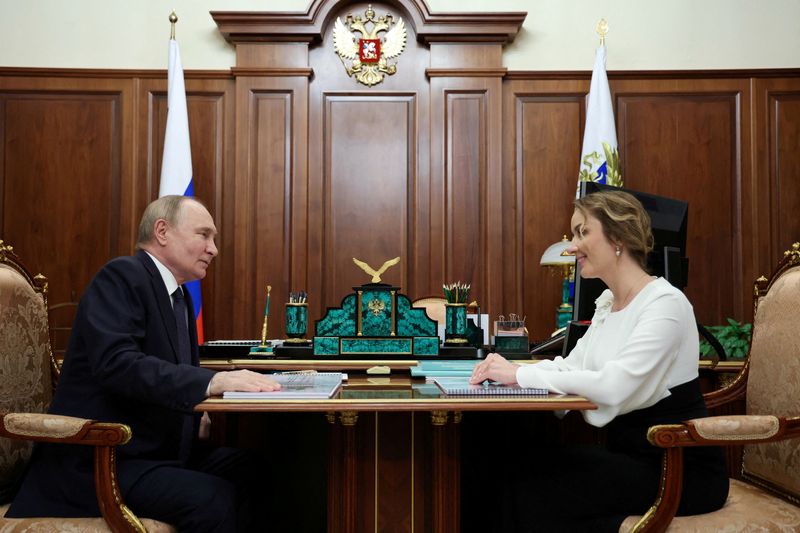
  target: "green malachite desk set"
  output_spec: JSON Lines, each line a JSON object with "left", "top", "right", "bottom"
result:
{"left": 243, "top": 257, "right": 486, "bottom": 359}
{"left": 312, "top": 257, "right": 439, "bottom": 356}
{"left": 312, "top": 282, "right": 440, "bottom": 356}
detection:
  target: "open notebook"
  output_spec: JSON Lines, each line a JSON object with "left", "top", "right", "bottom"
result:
{"left": 223, "top": 372, "right": 344, "bottom": 399}
{"left": 433, "top": 377, "right": 547, "bottom": 397}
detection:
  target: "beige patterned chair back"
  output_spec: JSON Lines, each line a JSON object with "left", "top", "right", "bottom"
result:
{"left": 743, "top": 261, "right": 800, "bottom": 501}
{"left": 0, "top": 242, "right": 53, "bottom": 503}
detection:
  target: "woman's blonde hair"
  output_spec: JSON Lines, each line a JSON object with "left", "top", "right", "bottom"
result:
{"left": 574, "top": 190, "right": 654, "bottom": 270}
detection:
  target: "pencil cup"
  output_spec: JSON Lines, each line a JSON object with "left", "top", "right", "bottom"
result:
{"left": 285, "top": 302, "right": 308, "bottom": 342}
{"left": 444, "top": 303, "right": 468, "bottom": 344}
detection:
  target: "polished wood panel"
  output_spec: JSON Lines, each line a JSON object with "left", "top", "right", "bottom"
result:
{"left": 430, "top": 75, "right": 504, "bottom": 318}
{"left": 377, "top": 412, "right": 415, "bottom": 532}
{"left": 251, "top": 90, "right": 293, "bottom": 338}
{"left": 0, "top": 90, "right": 123, "bottom": 307}
{"left": 445, "top": 91, "right": 485, "bottom": 298}
{"left": 507, "top": 84, "right": 587, "bottom": 338}
{"left": 327, "top": 416, "right": 358, "bottom": 533}
{"left": 322, "top": 94, "right": 415, "bottom": 303}
{"left": 767, "top": 87, "right": 800, "bottom": 256}
{"left": 231, "top": 75, "right": 309, "bottom": 340}
{"left": 617, "top": 87, "right": 746, "bottom": 325}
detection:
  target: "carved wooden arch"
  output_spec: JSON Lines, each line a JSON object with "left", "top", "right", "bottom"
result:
{"left": 211, "top": 0, "right": 525, "bottom": 45}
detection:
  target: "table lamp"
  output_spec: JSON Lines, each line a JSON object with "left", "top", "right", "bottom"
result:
{"left": 540, "top": 235, "right": 575, "bottom": 330}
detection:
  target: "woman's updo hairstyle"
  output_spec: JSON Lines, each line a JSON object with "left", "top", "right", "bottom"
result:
{"left": 573, "top": 190, "right": 654, "bottom": 270}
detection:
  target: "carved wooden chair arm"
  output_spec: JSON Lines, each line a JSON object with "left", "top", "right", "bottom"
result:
{"left": 0, "top": 413, "right": 130, "bottom": 445}
{"left": 701, "top": 358, "right": 750, "bottom": 410}
{"left": 629, "top": 415, "right": 800, "bottom": 533}
{"left": 0, "top": 412, "right": 145, "bottom": 533}
{"left": 650, "top": 415, "right": 800, "bottom": 447}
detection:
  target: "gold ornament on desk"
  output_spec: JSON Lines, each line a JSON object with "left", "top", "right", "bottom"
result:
{"left": 333, "top": 5, "right": 407, "bottom": 87}
{"left": 352, "top": 256, "right": 400, "bottom": 283}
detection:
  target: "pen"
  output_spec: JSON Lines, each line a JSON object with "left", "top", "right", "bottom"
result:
{"left": 259, "top": 285, "right": 271, "bottom": 347}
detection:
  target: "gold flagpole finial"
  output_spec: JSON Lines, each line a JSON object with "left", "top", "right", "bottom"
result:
{"left": 595, "top": 18, "right": 608, "bottom": 46}
{"left": 169, "top": 11, "right": 178, "bottom": 40}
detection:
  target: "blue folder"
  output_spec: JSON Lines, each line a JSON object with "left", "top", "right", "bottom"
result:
{"left": 410, "top": 360, "right": 478, "bottom": 378}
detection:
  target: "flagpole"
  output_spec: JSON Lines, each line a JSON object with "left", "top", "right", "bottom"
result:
{"left": 161, "top": 10, "right": 206, "bottom": 343}
{"left": 596, "top": 18, "right": 608, "bottom": 46}
{"left": 576, "top": 17, "right": 622, "bottom": 190}
{"left": 169, "top": 11, "right": 177, "bottom": 40}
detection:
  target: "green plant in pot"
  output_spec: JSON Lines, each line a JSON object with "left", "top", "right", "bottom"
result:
{"left": 699, "top": 318, "right": 752, "bottom": 359}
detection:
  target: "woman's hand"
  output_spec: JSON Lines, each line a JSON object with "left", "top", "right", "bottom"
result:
{"left": 469, "top": 353, "right": 520, "bottom": 385}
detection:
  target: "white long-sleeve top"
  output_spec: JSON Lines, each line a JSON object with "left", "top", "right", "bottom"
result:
{"left": 517, "top": 277, "right": 699, "bottom": 427}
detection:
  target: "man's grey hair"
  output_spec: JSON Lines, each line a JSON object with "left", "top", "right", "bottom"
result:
{"left": 135, "top": 195, "right": 203, "bottom": 249}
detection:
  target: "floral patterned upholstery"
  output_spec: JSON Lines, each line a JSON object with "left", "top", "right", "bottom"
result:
{"left": 0, "top": 506, "right": 175, "bottom": 533}
{"left": 620, "top": 478, "right": 800, "bottom": 532}
{"left": 0, "top": 263, "right": 51, "bottom": 504}
{"left": 742, "top": 266, "right": 800, "bottom": 499}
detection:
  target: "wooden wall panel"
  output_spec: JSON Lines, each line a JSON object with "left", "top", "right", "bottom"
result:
{"left": 751, "top": 77, "right": 800, "bottom": 282}
{"left": 376, "top": 412, "right": 414, "bottom": 531}
{"left": 1, "top": 67, "right": 798, "bottom": 349}
{"left": 0, "top": 90, "right": 124, "bottom": 307}
{"left": 617, "top": 90, "right": 745, "bottom": 325}
{"left": 769, "top": 92, "right": 800, "bottom": 253}
{"left": 229, "top": 74, "right": 309, "bottom": 340}
{"left": 445, "top": 91, "right": 485, "bottom": 297}
{"left": 252, "top": 91, "right": 293, "bottom": 337}
{"left": 322, "top": 94, "right": 415, "bottom": 304}
{"left": 510, "top": 91, "right": 586, "bottom": 339}
{"left": 430, "top": 75, "right": 504, "bottom": 320}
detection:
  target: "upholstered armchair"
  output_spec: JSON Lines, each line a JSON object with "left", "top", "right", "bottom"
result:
{"left": 0, "top": 241, "right": 173, "bottom": 532}
{"left": 622, "top": 243, "right": 800, "bottom": 532}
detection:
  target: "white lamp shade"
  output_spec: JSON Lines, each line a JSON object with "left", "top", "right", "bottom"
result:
{"left": 540, "top": 237, "right": 575, "bottom": 266}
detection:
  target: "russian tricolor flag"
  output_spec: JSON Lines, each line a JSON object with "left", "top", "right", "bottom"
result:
{"left": 577, "top": 44, "right": 623, "bottom": 193}
{"left": 160, "top": 37, "right": 205, "bottom": 344}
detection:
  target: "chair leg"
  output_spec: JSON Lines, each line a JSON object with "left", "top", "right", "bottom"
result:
{"left": 94, "top": 446, "right": 146, "bottom": 533}
{"left": 631, "top": 447, "right": 684, "bottom": 533}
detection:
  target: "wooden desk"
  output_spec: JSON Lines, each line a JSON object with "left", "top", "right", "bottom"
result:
{"left": 198, "top": 375, "right": 595, "bottom": 533}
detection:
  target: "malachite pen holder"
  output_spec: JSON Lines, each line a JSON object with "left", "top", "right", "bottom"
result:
{"left": 285, "top": 302, "right": 308, "bottom": 343}
{"left": 444, "top": 303, "right": 469, "bottom": 344}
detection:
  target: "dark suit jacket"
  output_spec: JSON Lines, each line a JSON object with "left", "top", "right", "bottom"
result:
{"left": 8, "top": 251, "right": 215, "bottom": 517}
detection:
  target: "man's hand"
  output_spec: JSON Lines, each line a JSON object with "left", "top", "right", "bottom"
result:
{"left": 469, "top": 353, "right": 520, "bottom": 385}
{"left": 207, "top": 369, "right": 282, "bottom": 396}
{"left": 199, "top": 412, "right": 211, "bottom": 440}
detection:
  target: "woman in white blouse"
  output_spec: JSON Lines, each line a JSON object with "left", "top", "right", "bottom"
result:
{"left": 470, "top": 190, "right": 728, "bottom": 532}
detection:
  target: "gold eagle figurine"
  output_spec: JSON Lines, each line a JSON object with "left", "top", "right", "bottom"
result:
{"left": 352, "top": 256, "right": 400, "bottom": 283}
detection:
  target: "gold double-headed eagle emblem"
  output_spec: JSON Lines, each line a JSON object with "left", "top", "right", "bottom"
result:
{"left": 333, "top": 5, "right": 407, "bottom": 87}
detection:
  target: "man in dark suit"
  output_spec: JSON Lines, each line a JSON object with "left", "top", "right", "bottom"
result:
{"left": 8, "top": 195, "right": 279, "bottom": 531}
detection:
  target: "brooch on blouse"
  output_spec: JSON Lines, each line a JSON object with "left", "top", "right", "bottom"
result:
{"left": 592, "top": 291, "right": 614, "bottom": 324}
